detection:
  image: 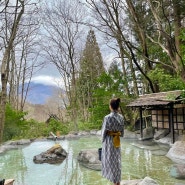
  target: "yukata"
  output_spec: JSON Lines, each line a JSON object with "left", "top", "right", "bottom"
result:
{"left": 101, "top": 111, "right": 124, "bottom": 183}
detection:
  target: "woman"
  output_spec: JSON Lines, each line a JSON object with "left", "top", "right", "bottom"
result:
{"left": 101, "top": 98, "right": 124, "bottom": 185}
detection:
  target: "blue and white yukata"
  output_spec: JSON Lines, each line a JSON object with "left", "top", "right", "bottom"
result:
{"left": 101, "top": 111, "right": 124, "bottom": 183}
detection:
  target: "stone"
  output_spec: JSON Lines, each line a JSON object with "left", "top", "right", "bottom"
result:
{"left": 142, "top": 127, "right": 154, "bottom": 140}
{"left": 138, "top": 176, "right": 159, "bottom": 185}
{"left": 166, "top": 141, "right": 185, "bottom": 164}
{"left": 154, "top": 129, "right": 170, "bottom": 140}
{"left": 170, "top": 164, "right": 185, "bottom": 179}
{"left": 6, "top": 139, "right": 31, "bottom": 145}
{"left": 120, "top": 177, "right": 158, "bottom": 185}
{"left": 33, "top": 144, "right": 67, "bottom": 164}
{"left": 77, "top": 149, "right": 101, "bottom": 171}
{"left": 78, "top": 131, "right": 90, "bottom": 136}
{"left": 90, "top": 130, "right": 98, "bottom": 135}
{"left": 124, "top": 130, "right": 138, "bottom": 139}
{"left": 96, "top": 130, "right": 101, "bottom": 136}
{"left": 5, "top": 179, "right": 14, "bottom": 185}
{"left": 65, "top": 133, "right": 79, "bottom": 140}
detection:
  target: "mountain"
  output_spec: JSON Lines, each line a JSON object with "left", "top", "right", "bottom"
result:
{"left": 25, "top": 82, "right": 60, "bottom": 104}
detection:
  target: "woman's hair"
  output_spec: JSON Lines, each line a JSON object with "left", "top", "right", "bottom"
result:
{"left": 110, "top": 98, "right": 121, "bottom": 110}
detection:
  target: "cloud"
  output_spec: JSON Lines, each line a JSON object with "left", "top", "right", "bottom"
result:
{"left": 30, "top": 75, "right": 64, "bottom": 87}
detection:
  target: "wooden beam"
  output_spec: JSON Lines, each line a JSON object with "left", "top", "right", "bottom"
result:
{"left": 139, "top": 107, "right": 143, "bottom": 139}
{"left": 169, "top": 104, "right": 175, "bottom": 143}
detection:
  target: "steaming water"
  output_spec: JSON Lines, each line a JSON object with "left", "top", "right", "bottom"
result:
{"left": 0, "top": 136, "right": 184, "bottom": 185}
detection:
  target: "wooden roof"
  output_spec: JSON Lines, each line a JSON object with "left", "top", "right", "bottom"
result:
{"left": 127, "top": 90, "right": 183, "bottom": 108}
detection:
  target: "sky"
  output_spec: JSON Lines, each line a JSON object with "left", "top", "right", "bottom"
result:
{"left": 31, "top": 63, "right": 64, "bottom": 87}
{"left": 31, "top": 52, "right": 115, "bottom": 88}
{"left": 31, "top": 42, "right": 116, "bottom": 88}
{"left": 27, "top": 0, "right": 118, "bottom": 88}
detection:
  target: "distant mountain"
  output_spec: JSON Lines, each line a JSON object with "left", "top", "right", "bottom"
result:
{"left": 25, "top": 82, "right": 60, "bottom": 104}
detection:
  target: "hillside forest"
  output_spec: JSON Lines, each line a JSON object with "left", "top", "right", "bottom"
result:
{"left": 0, "top": 0, "right": 185, "bottom": 143}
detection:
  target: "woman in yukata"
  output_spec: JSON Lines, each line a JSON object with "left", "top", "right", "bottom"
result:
{"left": 101, "top": 98, "right": 124, "bottom": 185}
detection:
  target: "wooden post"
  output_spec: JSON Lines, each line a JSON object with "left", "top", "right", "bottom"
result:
{"left": 169, "top": 104, "right": 175, "bottom": 143}
{"left": 139, "top": 107, "right": 143, "bottom": 139}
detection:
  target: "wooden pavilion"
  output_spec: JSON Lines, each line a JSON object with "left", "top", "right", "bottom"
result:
{"left": 127, "top": 90, "right": 185, "bottom": 143}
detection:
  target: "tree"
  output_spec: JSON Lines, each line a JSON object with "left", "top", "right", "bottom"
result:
{"left": 0, "top": 0, "right": 24, "bottom": 143}
{"left": 77, "top": 29, "right": 105, "bottom": 121}
{"left": 89, "top": 60, "right": 129, "bottom": 126}
{"left": 41, "top": 0, "right": 86, "bottom": 130}
{"left": 85, "top": 0, "right": 156, "bottom": 95}
{"left": 8, "top": 1, "right": 42, "bottom": 111}
{"left": 125, "top": 0, "right": 185, "bottom": 86}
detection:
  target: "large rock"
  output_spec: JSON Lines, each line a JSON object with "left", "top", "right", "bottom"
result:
{"left": 33, "top": 144, "right": 67, "bottom": 164}
{"left": 5, "top": 179, "right": 14, "bottom": 185}
{"left": 124, "top": 130, "right": 138, "bottom": 139}
{"left": 121, "top": 177, "right": 158, "bottom": 185}
{"left": 0, "top": 139, "right": 31, "bottom": 154}
{"left": 166, "top": 141, "right": 185, "bottom": 164}
{"left": 77, "top": 149, "right": 101, "bottom": 171}
{"left": 154, "top": 129, "right": 170, "bottom": 140}
{"left": 138, "top": 176, "right": 159, "bottom": 185}
{"left": 142, "top": 127, "right": 154, "bottom": 140}
{"left": 6, "top": 139, "right": 31, "bottom": 145}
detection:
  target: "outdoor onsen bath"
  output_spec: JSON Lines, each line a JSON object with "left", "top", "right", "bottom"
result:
{"left": 0, "top": 132, "right": 185, "bottom": 185}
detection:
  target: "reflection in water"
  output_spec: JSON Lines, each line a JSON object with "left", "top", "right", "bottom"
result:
{"left": 0, "top": 136, "right": 185, "bottom": 185}
{"left": 0, "top": 147, "right": 27, "bottom": 183}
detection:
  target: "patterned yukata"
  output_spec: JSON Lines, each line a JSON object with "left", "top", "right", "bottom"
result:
{"left": 101, "top": 111, "right": 124, "bottom": 183}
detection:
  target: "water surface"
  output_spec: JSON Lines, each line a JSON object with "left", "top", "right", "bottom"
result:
{"left": 0, "top": 136, "right": 184, "bottom": 185}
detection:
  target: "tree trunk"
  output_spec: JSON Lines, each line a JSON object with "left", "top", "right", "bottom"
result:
{"left": 0, "top": 0, "right": 24, "bottom": 143}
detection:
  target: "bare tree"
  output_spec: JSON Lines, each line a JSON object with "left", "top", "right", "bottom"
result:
{"left": 0, "top": 0, "right": 44, "bottom": 142}
{"left": 0, "top": 0, "right": 25, "bottom": 142}
{"left": 8, "top": 1, "right": 42, "bottom": 111}
{"left": 85, "top": 0, "right": 154, "bottom": 95}
{"left": 41, "top": 0, "right": 86, "bottom": 130}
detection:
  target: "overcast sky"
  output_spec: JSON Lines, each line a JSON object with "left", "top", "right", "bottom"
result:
{"left": 31, "top": 62, "right": 64, "bottom": 87}
{"left": 31, "top": 42, "right": 116, "bottom": 88}
{"left": 32, "top": 53, "right": 115, "bottom": 87}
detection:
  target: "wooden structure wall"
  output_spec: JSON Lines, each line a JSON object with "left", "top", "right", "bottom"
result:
{"left": 127, "top": 90, "right": 185, "bottom": 143}
{"left": 152, "top": 105, "right": 185, "bottom": 130}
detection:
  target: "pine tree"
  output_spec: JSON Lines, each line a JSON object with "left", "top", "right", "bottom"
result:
{"left": 80, "top": 30, "right": 104, "bottom": 80}
{"left": 77, "top": 29, "right": 105, "bottom": 121}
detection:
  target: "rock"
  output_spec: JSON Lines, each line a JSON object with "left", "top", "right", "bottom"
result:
{"left": 7, "top": 139, "right": 31, "bottom": 145}
{"left": 65, "top": 133, "right": 79, "bottom": 139}
{"left": 124, "top": 130, "right": 138, "bottom": 139}
{"left": 138, "top": 176, "right": 159, "bottom": 185}
{"left": 33, "top": 144, "right": 67, "bottom": 164}
{"left": 154, "top": 129, "right": 170, "bottom": 140}
{"left": 142, "top": 127, "right": 154, "bottom": 140}
{"left": 77, "top": 149, "right": 101, "bottom": 171}
{"left": 170, "top": 164, "right": 185, "bottom": 179}
{"left": 5, "top": 179, "right": 14, "bottom": 185}
{"left": 0, "top": 145, "right": 17, "bottom": 154}
{"left": 120, "top": 177, "right": 158, "bottom": 185}
{"left": 90, "top": 130, "right": 98, "bottom": 135}
{"left": 154, "top": 132, "right": 179, "bottom": 146}
{"left": 0, "top": 139, "right": 31, "bottom": 154}
{"left": 96, "top": 130, "right": 101, "bottom": 136}
{"left": 166, "top": 141, "right": 185, "bottom": 164}
{"left": 78, "top": 131, "right": 90, "bottom": 136}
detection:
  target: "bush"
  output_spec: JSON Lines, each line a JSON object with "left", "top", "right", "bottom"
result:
{"left": 78, "top": 121, "right": 101, "bottom": 131}
{"left": 46, "top": 118, "right": 70, "bottom": 136}
{"left": 4, "top": 104, "right": 28, "bottom": 141}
